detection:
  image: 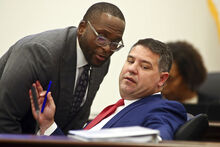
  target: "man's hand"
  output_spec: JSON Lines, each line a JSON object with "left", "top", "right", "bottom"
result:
{"left": 29, "top": 81, "right": 56, "bottom": 135}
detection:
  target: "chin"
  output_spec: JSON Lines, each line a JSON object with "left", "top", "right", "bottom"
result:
{"left": 120, "top": 88, "right": 134, "bottom": 96}
{"left": 90, "top": 62, "right": 104, "bottom": 67}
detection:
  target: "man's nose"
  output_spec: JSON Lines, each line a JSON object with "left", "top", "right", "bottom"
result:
{"left": 128, "top": 63, "right": 138, "bottom": 74}
{"left": 101, "top": 44, "right": 112, "bottom": 54}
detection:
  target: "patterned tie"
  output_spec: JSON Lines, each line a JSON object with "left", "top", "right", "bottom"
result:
{"left": 70, "top": 65, "right": 90, "bottom": 116}
{"left": 84, "top": 99, "right": 124, "bottom": 130}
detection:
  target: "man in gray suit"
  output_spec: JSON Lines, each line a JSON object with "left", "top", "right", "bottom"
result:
{"left": 0, "top": 2, "right": 125, "bottom": 134}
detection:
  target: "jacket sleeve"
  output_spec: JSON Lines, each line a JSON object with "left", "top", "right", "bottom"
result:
{"left": 143, "top": 101, "right": 187, "bottom": 140}
{"left": 51, "top": 127, "right": 65, "bottom": 136}
{"left": 0, "top": 42, "right": 52, "bottom": 133}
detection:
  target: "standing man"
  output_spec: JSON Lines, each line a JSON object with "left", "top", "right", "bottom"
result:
{"left": 30, "top": 38, "right": 187, "bottom": 140}
{"left": 0, "top": 2, "right": 125, "bottom": 134}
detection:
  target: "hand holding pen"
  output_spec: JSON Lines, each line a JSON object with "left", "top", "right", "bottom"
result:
{"left": 29, "top": 81, "right": 56, "bottom": 134}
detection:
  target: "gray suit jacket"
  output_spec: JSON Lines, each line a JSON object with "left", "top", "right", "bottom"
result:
{"left": 0, "top": 27, "right": 110, "bottom": 134}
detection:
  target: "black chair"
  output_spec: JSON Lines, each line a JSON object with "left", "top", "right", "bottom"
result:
{"left": 174, "top": 113, "right": 209, "bottom": 140}
{"left": 184, "top": 104, "right": 220, "bottom": 121}
{"left": 198, "top": 72, "right": 220, "bottom": 102}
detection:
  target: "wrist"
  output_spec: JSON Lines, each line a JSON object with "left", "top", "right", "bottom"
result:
{"left": 39, "top": 120, "right": 55, "bottom": 135}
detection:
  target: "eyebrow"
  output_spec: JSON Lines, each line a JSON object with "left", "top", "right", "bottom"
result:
{"left": 127, "top": 55, "right": 153, "bottom": 67}
{"left": 98, "top": 29, "right": 123, "bottom": 42}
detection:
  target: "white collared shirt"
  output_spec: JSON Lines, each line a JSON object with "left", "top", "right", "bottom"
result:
{"left": 75, "top": 37, "right": 89, "bottom": 106}
{"left": 89, "top": 99, "right": 138, "bottom": 131}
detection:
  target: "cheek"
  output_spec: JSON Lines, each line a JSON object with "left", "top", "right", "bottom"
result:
{"left": 80, "top": 34, "right": 97, "bottom": 56}
{"left": 172, "top": 79, "right": 182, "bottom": 88}
{"left": 166, "top": 81, "right": 177, "bottom": 91}
{"left": 165, "top": 81, "right": 174, "bottom": 90}
{"left": 120, "top": 66, "right": 127, "bottom": 76}
{"left": 138, "top": 73, "right": 156, "bottom": 89}
{"left": 119, "top": 69, "right": 126, "bottom": 85}
{"left": 145, "top": 73, "right": 159, "bottom": 84}
{"left": 81, "top": 30, "right": 95, "bottom": 49}
{"left": 164, "top": 79, "right": 181, "bottom": 95}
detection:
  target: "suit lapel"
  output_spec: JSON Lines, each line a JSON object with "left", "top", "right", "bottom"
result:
{"left": 55, "top": 27, "right": 77, "bottom": 128}
{"left": 103, "top": 99, "right": 143, "bottom": 128}
{"left": 103, "top": 94, "right": 163, "bottom": 128}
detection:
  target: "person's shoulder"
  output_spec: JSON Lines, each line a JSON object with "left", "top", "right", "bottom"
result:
{"left": 162, "top": 98, "right": 187, "bottom": 113}
{"left": 29, "top": 26, "right": 77, "bottom": 39}
{"left": 18, "top": 26, "right": 76, "bottom": 41}
{"left": 14, "top": 26, "right": 76, "bottom": 49}
{"left": 140, "top": 95, "right": 187, "bottom": 119}
{"left": 39, "top": 26, "right": 77, "bottom": 35}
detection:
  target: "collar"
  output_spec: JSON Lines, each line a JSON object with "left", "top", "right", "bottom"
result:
{"left": 124, "top": 99, "right": 138, "bottom": 107}
{"left": 76, "top": 37, "right": 88, "bottom": 68}
{"left": 153, "top": 92, "right": 161, "bottom": 95}
{"left": 183, "top": 95, "right": 198, "bottom": 104}
{"left": 124, "top": 92, "right": 161, "bottom": 106}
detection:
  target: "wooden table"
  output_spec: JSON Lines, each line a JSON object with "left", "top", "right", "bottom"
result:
{"left": 0, "top": 121, "right": 220, "bottom": 147}
{"left": 0, "top": 134, "right": 220, "bottom": 147}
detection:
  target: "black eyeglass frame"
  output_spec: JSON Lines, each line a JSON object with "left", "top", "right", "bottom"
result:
{"left": 87, "top": 21, "right": 124, "bottom": 52}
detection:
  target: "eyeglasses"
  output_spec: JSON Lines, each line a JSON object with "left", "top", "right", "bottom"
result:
{"left": 87, "top": 21, "right": 124, "bottom": 52}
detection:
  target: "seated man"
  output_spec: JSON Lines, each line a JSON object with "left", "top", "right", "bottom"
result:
{"left": 29, "top": 38, "right": 187, "bottom": 140}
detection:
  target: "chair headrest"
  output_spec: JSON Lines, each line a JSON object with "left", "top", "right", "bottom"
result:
{"left": 174, "top": 113, "right": 209, "bottom": 140}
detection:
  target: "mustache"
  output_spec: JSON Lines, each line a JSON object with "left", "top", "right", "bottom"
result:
{"left": 96, "top": 48, "right": 113, "bottom": 58}
{"left": 123, "top": 73, "right": 137, "bottom": 83}
{"left": 97, "top": 53, "right": 108, "bottom": 59}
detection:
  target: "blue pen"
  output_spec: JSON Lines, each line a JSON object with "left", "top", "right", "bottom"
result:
{"left": 41, "top": 81, "right": 52, "bottom": 113}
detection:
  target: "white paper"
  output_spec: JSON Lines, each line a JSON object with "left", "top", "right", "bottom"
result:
{"left": 68, "top": 126, "right": 160, "bottom": 143}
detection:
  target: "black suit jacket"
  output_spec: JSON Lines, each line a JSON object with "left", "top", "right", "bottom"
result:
{"left": 0, "top": 27, "right": 110, "bottom": 134}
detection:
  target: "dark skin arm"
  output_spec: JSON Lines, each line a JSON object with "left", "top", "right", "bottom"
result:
{"left": 29, "top": 81, "right": 56, "bottom": 135}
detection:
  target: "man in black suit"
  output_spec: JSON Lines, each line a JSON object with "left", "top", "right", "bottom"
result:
{"left": 0, "top": 2, "right": 125, "bottom": 134}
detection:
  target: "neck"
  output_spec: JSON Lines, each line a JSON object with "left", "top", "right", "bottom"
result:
{"left": 179, "top": 88, "right": 198, "bottom": 103}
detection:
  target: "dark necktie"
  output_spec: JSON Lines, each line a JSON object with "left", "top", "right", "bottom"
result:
{"left": 84, "top": 99, "right": 124, "bottom": 130}
{"left": 70, "top": 65, "right": 90, "bottom": 116}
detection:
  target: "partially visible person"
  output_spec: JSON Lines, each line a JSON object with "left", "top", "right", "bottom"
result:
{"left": 162, "top": 41, "right": 207, "bottom": 104}
{"left": 0, "top": 2, "right": 125, "bottom": 134}
{"left": 30, "top": 38, "right": 187, "bottom": 140}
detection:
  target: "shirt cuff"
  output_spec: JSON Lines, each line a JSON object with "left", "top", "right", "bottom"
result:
{"left": 157, "top": 136, "right": 162, "bottom": 141}
{"left": 37, "top": 122, "right": 57, "bottom": 136}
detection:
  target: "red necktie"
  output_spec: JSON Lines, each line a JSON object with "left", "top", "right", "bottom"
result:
{"left": 84, "top": 99, "right": 124, "bottom": 130}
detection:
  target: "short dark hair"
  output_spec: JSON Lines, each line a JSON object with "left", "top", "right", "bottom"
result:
{"left": 83, "top": 2, "right": 125, "bottom": 22}
{"left": 167, "top": 41, "right": 207, "bottom": 91}
{"left": 132, "top": 38, "right": 173, "bottom": 72}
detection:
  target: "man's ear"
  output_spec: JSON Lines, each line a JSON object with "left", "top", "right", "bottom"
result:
{"left": 77, "top": 21, "right": 87, "bottom": 36}
{"left": 158, "top": 72, "right": 169, "bottom": 88}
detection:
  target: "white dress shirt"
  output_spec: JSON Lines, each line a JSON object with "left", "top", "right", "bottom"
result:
{"left": 89, "top": 99, "right": 138, "bottom": 131}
